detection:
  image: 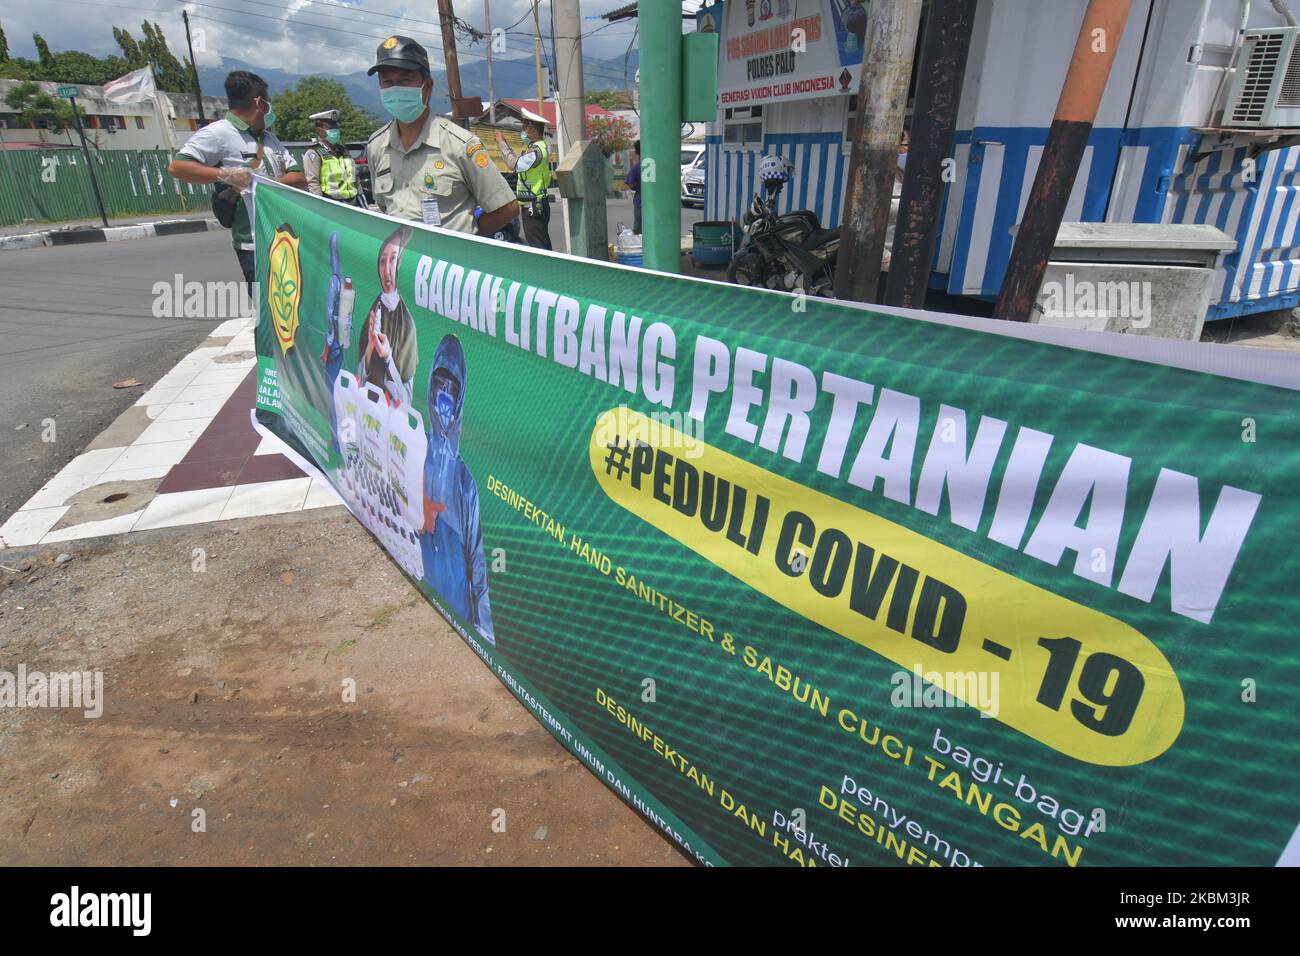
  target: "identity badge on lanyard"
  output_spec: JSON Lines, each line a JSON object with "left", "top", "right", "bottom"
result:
{"left": 421, "top": 171, "right": 441, "bottom": 227}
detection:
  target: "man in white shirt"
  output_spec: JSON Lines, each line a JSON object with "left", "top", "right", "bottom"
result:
{"left": 168, "top": 71, "right": 306, "bottom": 286}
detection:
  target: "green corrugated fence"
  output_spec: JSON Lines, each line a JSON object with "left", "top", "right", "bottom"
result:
{"left": 0, "top": 148, "right": 214, "bottom": 226}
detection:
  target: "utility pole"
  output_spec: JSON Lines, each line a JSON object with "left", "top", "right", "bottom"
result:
{"left": 484, "top": 0, "right": 495, "bottom": 124}
{"left": 996, "top": 0, "right": 1132, "bottom": 321}
{"left": 181, "top": 10, "right": 205, "bottom": 124}
{"left": 834, "top": 0, "right": 922, "bottom": 303}
{"left": 553, "top": 0, "right": 587, "bottom": 149}
{"left": 884, "top": 0, "right": 977, "bottom": 309}
{"left": 437, "top": 0, "right": 466, "bottom": 123}
{"left": 531, "top": 1, "right": 546, "bottom": 116}
{"left": 640, "top": 2, "right": 683, "bottom": 273}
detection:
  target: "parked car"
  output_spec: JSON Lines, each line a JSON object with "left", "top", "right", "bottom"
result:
{"left": 681, "top": 147, "right": 705, "bottom": 207}
{"left": 681, "top": 144, "right": 705, "bottom": 170}
{"left": 346, "top": 142, "right": 374, "bottom": 207}
{"left": 682, "top": 165, "right": 705, "bottom": 208}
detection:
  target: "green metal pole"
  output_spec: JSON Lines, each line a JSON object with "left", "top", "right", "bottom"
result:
{"left": 639, "top": 4, "right": 681, "bottom": 273}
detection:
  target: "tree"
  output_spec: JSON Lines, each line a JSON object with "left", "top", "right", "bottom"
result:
{"left": 271, "top": 76, "right": 381, "bottom": 142}
{"left": 139, "top": 21, "right": 190, "bottom": 93}
{"left": 33, "top": 33, "right": 53, "bottom": 69}
{"left": 0, "top": 22, "right": 10, "bottom": 62}
{"left": 0, "top": 27, "right": 148, "bottom": 85}
{"left": 113, "top": 27, "right": 144, "bottom": 68}
{"left": 4, "top": 81, "right": 81, "bottom": 144}
{"left": 587, "top": 113, "right": 635, "bottom": 157}
{"left": 586, "top": 89, "right": 634, "bottom": 111}
{"left": 0, "top": 58, "right": 31, "bottom": 81}
{"left": 49, "top": 50, "right": 132, "bottom": 85}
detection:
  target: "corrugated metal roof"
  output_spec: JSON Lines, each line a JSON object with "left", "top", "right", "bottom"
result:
{"left": 602, "top": 3, "right": 705, "bottom": 21}
{"left": 602, "top": 3, "right": 640, "bottom": 21}
{"left": 495, "top": 99, "right": 615, "bottom": 127}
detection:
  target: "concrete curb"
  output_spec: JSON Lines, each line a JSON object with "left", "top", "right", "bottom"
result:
{"left": 0, "top": 217, "right": 222, "bottom": 252}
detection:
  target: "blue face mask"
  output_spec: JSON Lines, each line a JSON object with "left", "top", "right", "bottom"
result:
{"left": 325, "top": 128, "right": 341, "bottom": 145}
{"left": 382, "top": 85, "right": 426, "bottom": 123}
{"left": 435, "top": 390, "right": 455, "bottom": 428}
{"left": 520, "top": 131, "right": 531, "bottom": 146}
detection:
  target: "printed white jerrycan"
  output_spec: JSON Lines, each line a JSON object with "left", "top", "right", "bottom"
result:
{"left": 332, "top": 369, "right": 362, "bottom": 496}
{"left": 358, "top": 381, "right": 390, "bottom": 519}
{"left": 386, "top": 403, "right": 428, "bottom": 531}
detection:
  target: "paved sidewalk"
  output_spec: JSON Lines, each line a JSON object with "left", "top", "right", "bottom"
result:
{"left": 0, "top": 208, "right": 213, "bottom": 238}
{"left": 0, "top": 316, "right": 341, "bottom": 550}
{"left": 0, "top": 211, "right": 220, "bottom": 252}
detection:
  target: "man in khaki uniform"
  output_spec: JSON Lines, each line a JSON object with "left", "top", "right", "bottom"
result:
{"left": 365, "top": 35, "right": 518, "bottom": 236}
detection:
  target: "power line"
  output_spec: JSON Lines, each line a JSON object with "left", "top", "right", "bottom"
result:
{"left": 186, "top": 0, "right": 635, "bottom": 82}
{"left": 26, "top": 0, "right": 637, "bottom": 92}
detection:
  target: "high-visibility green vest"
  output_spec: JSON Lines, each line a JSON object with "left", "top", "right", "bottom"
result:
{"left": 516, "top": 139, "right": 552, "bottom": 200}
{"left": 321, "top": 151, "right": 358, "bottom": 200}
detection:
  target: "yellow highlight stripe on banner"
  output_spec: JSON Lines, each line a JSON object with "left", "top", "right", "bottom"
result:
{"left": 589, "top": 407, "right": 1184, "bottom": 767}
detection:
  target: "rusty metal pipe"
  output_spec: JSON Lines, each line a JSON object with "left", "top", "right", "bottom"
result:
{"left": 995, "top": 0, "right": 1133, "bottom": 322}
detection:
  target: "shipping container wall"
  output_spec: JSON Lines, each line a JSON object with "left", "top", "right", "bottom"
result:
{"left": 704, "top": 0, "right": 1300, "bottom": 319}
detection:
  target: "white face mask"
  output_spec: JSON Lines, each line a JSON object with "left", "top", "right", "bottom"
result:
{"left": 380, "top": 288, "right": 401, "bottom": 311}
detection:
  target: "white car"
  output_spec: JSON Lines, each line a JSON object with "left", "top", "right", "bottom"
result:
{"left": 681, "top": 147, "right": 705, "bottom": 207}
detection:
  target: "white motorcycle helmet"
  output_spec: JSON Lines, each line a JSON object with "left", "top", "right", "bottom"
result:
{"left": 758, "top": 153, "right": 791, "bottom": 185}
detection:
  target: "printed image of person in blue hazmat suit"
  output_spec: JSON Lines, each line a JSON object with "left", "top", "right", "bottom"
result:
{"left": 420, "top": 334, "right": 495, "bottom": 644}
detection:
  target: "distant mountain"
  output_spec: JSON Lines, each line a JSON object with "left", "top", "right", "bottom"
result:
{"left": 196, "top": 50, "right": 639, "bottom": 122}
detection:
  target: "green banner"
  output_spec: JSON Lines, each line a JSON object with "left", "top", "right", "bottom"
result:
{"left": 253, "top": 181, "right": 1300, "bottom": 867}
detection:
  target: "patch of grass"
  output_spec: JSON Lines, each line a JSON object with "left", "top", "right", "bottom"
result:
{"left": 363, "top": 597, "right": 417, "bottom": 631}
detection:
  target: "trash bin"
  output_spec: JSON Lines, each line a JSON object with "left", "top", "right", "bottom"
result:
{"left": 1030, "top": 223, "right": 1236, "bottom": 340}
{"left": 692, "top": 220, "right": 742, "bottom": 268}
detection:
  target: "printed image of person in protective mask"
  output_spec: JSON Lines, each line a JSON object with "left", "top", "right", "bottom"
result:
{"left": 420, "top": 334, "right": 494, "bottom": 644}
{"left": 357, "top": 224, "right": 419, "bottom": 405}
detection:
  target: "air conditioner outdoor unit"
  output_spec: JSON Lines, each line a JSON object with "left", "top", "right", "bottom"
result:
{"left": 1223, "top": 26, "right": 1300, "bottom": 128}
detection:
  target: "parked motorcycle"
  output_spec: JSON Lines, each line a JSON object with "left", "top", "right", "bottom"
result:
{"left": 727, "top": 155, "right": 840, "bottom": 297}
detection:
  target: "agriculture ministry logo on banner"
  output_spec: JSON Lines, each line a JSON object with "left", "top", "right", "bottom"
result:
{"left": 267, "top": 223, "right": 302, "bottom": 353}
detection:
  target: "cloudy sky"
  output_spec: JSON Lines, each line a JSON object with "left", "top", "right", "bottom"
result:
{"left": 2, "top": 1, "right": 707, "bottom": 78}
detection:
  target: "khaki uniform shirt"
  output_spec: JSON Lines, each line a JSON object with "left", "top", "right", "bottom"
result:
{"left": 365, "top": 111, "right": 515, "bottom": 235}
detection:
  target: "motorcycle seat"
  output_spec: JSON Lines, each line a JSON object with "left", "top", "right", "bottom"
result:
{"left": 801, "top": 226, "right": 841, "bottom": 250}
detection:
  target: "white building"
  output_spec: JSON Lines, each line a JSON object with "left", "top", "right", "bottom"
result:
{"left": 0, "top": 78, "right": 227, "bottom": 153}
{"left": 697, "top": 0, "right": 1300, "bottom": 321}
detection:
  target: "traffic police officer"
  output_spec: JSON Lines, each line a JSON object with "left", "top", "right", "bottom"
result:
{"left": 365, "top": 35, "right": 518, "bottom": 237}
{"left": 303, "top": 109, "right": 363, "bottom": 206}
{"left": 495, "top": 117, "right": 553, "bottom": 249}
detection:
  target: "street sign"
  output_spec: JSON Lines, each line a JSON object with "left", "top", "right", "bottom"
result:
{"left": 59, "top": 86, "right": 109, "bottom": 228}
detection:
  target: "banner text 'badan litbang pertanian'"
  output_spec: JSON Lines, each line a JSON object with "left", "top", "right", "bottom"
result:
{"left": 252, "top": 180, "right": 1300, "bottom": 867}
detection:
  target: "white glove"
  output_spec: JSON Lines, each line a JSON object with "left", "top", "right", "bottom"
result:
{"left": 217, "top": 166, "right": 253, "bottom": 192}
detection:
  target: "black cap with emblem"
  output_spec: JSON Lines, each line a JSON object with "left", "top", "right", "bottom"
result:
{"left": 368, "top": 35, "right": 430, "bottom": 75}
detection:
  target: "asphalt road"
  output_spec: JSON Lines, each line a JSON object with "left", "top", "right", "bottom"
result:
{"left": 0, "top": 231, "right": 242, "bottom": 521}
{"left": 0, "top": 201, "right": 708, "bottom": 524}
